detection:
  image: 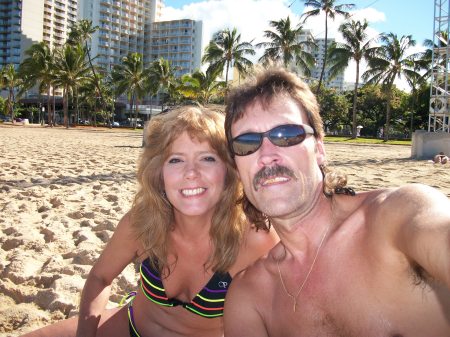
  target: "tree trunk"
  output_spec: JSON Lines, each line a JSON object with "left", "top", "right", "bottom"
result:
{"left": 63, "top": 88, "right": 69, "bottom": 128}
{"left": 52, "top": 92, "right": 56, "bottom": 127}
{"left": 384, "top": 89, "right": 392, "bottom": 142}
{"left": 410, "top": 88, "right": 417, "bottom": 138}
{"left": 351, "top": 61, "right": 360, "bottom": 138}
{"left": 130, "top": 92, "right": 136, "bottom": 129}
{"left": 74, "top": 87, "right": 79, "bottom": 127}
{"left": 9, "top": 87, "right": 14, "bottom": 121}
{"left": 46, "top": 87, "right": 51, "bottom": 126}
{"left": 85, "top": 42, "right": 104, "bottom": 108}
{"left": 134, "top": 98, "right": 139, "bottom": 130}
{"left": 225, "top": 60, "right": 230, "bottom": 84}
{"left": 316, "top": 15, "right": 328, "bottom": 95}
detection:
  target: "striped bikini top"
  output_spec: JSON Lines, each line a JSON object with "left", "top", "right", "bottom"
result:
{"left": 139, "top": 257, "right": 232, "bottom": 318}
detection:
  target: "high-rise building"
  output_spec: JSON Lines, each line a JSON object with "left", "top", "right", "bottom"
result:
{"left": 0, "top": 0, "right": 77, "bottom": 68}
{"left": 77, "top": 0, "right": 202, "bottom": 78}
{"left": 78, "top": 0, "right": 164, "bottom": 72}
{"left": 2, "top": 0, "right": 202, "bottom": 107}
{"left": 312, "top": 38, "right": 344, "bottom": 91}
{"left": 288, "top": 28, "right": 315, "bottom": 81}
{"left": 147, "top": 19, "right": 202, "bottom": 77}
{"left": 43, "top": 0, "right": 78, "bottom": 50}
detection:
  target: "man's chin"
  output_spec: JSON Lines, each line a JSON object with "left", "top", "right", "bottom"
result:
{"left": 254, "top": 199, "right": 297, "bottom": 219}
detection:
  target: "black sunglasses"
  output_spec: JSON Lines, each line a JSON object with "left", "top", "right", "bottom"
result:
{"left": 231, "top": 124, "right": 315, "bottom": 156}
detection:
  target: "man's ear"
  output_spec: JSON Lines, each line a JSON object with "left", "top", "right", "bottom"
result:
{"left": 315, "top": 139, "right": 326, "bottom": 166}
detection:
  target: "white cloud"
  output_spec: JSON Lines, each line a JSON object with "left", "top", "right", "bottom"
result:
{"left": 161, "top": 1, "right": 423, "bottom": 91}
{"left": 162, "top": 0, "right": 299, "bottom": 46}
{"left": 161, "top": 0, "right": 299, "bottom": 67}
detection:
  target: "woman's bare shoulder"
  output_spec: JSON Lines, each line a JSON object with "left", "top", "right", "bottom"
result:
{"left": 230, "top": 224, "right": 279, "bottom": 276}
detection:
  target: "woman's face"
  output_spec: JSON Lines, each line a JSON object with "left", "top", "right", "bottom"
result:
{"left": 162, "top": 131, "right": 227, "bottom": 219}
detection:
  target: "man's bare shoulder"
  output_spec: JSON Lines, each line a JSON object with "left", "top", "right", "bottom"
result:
{"left": 344, "top": 184, "right": 447, "bottom": 211}
{"left": 352, "top": 184, "right": 450, "bottom": 240}
{"left": 362, "top": 184, "right": 449, "bottom": 214}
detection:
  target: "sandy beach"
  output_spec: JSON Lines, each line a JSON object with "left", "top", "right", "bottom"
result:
{"left": 1, "top": 124, "right": 449, "bottom": 336}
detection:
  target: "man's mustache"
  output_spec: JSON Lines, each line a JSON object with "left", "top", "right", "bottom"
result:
{"left": 253, "top": 165, "right": 297, "bottom": 191}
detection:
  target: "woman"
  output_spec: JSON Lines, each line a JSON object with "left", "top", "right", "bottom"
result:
{"left": 22, "top": 106, "right": 278, "bottom": 337}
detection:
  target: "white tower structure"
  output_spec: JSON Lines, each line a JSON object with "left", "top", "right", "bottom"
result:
{"left": 429, "top": 0, "right": 450, "bottom": 132}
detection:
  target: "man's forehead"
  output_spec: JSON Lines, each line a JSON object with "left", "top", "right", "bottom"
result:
{"left": 236, "top": 97, "right": 304, "bottom": 121}
{"left": 231, "top": 97, "right": 307, "bottom": 134}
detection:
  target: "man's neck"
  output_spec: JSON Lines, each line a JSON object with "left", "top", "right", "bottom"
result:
{"left": 271, "top": 191, "right": 334, "bottom": 256}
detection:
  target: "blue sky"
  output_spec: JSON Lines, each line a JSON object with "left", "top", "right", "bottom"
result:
{"left": 164, "top": 0, "right": 434, "bottom": 46}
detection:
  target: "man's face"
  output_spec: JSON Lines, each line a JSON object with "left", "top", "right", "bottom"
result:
{"left": 231, "top": 96, "right": 326, "bottom": 221}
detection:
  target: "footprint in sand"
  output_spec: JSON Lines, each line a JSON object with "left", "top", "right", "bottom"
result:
{"left": 104, "top": 194, "right": 118, "bottom": 203}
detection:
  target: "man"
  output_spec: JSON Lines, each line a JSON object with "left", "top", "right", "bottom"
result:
{"left": 223, "top": 67, "right": 450, "bottom": 336}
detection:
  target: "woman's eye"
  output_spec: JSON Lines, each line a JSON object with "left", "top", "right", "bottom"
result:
{"left": 168, "top": 158, "right": 182, "bottom": 164}
{"left": 203, "top": 156, "right": 216, "bottom": 162}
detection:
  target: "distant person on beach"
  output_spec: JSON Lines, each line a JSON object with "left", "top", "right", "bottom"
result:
{"left": 223, "top": 67, "right": 450, "bottom": 337}
{"left": 21, "top": 107, "right": 278, "bottom": 337}
{"left": 434, "top": 152, "right": 449, "bottom": 164}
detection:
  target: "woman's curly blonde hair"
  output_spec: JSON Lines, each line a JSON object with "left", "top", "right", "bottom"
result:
{"left": 131, "top": 106, "right": 246, "bottom": 274}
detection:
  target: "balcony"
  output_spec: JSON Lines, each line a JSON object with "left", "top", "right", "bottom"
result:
{"left": 100, "top": 6, "right": 111, "bottom": 14}
{"left": 54, "top": 2, "right": 65, "bottom": 10}
{"left": 54, "top": 13, "right": 65, "bottom": 20}
{"left": 54, "top": 30, "right": 65, "bottom": 38}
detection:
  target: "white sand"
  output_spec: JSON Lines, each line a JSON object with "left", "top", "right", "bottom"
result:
{"left": 0, "top": 125, "right": 449, "bottom": 336}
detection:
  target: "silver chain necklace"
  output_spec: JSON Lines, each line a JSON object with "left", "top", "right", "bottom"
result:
{"left": 276, "top": 223, "right": 331, "bottom": 312}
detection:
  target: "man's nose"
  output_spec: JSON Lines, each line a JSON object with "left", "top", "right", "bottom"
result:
{"left": 257, "top": 137, "right": 282, "bottom": 167}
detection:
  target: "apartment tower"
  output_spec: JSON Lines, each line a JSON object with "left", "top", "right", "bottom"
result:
{"left": 77, "top": 0, "right": 164, "bottom": 72}
{"left": 312, "top": 37, "right": 344, "bottom": 91}
{"left": 77, "top": 0, "right": 202, "bottom": 77}
{"left": 0, "top": 0, "right": 77, "bottom": 68}
{"left": 147, "top": 19, "right": 202, "bottom": 77}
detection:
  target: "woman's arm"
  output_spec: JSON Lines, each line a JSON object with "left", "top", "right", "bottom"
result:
{"left": 76, "top": 212, "right": 139, "bottom": 337}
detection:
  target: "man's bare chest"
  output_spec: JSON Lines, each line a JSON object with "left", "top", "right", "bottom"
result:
{"left": 262, "top": 243, "right": 450, "bottom": 337}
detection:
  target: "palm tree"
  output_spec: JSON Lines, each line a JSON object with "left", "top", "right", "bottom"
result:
{"left": 79, "top": 73, "right": 113, "bottom": 126}
{"left": 404, "top": 53, "right": 429, "bottom": 136}
{"left": 362, "top": 33, "right": 418, "bottom": 141}
{"left": 19, "top": 42, "right": 55, "bottom": 125}
{"left": 202, "top": 28, "right": 255, "bottom": 83}
{"left": 178, "top": 68, "right": 226, "bottom": 104}
{"left": 68, "top": 19, "right": 102, "bottom": 110}
{"left": 149, "top": 58, "right": 179, "bottom": 111}
{"left": 1, "top": 64, "right": 23, "bottom": 121}
{"left": 111, "top": 53, "right": 150, "bottom": 128}
{"left": 301, "top": 0, "right": 355, "bottom": 94}
{"left": 53, "top": 44, "right": 91, "bottom": 128}
{"left": 256, "top": 16, "right": 316, "bottom": 75}
{"left": 328, "top": 19, "right": 372, "bottom": 138}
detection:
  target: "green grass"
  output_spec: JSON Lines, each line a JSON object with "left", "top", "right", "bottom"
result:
{"left": 324, "top": 136, "right": 412, "bottom": 146}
